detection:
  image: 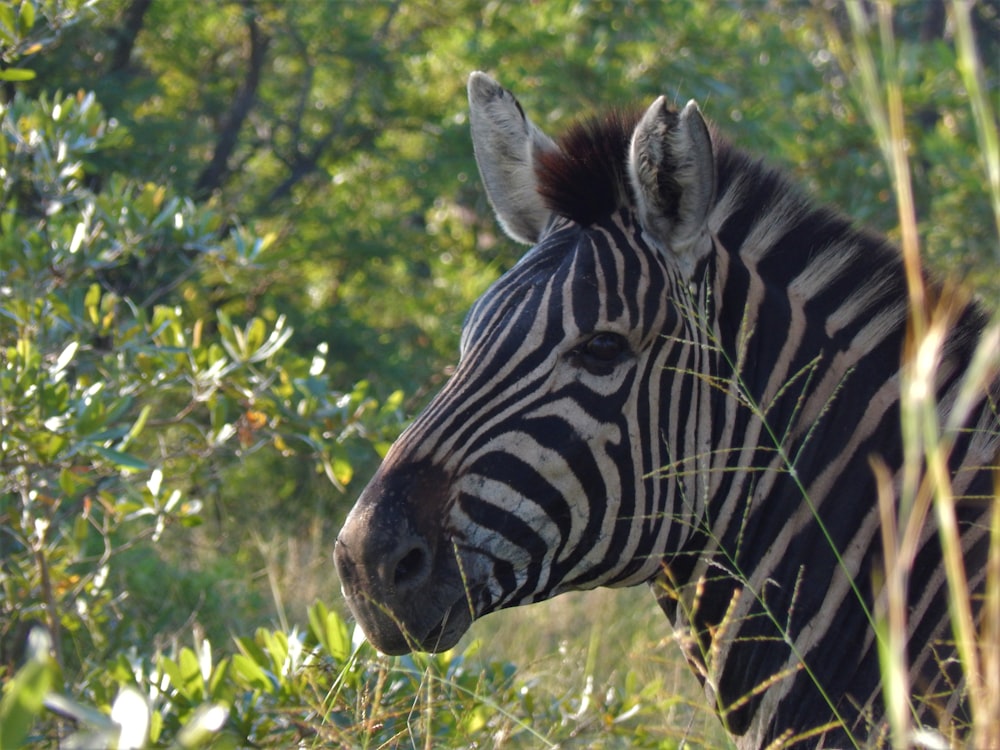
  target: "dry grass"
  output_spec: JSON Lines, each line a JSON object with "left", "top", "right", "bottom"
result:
{"left": 469, "top": 586, "right": 734, "bottom": 748}
{"left": 842, "top": 3, "right": 1000, "bottom": 747}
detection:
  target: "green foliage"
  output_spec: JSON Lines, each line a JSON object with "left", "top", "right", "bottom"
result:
{"left": 0, "top": 26, "right": 393, "bottom": 743}
{"left": 3, "top": 603, "right": 705, "bottom": 748}
{"left": 0, "top": 630, "right": 55, "bottom": 750}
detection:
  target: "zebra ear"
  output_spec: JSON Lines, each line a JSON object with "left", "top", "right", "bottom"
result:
{"left": 628, "top": 97, "right": 716, "bottom": 267}
{"left": 468, "top": 71, "right": 559, "bottom": 244}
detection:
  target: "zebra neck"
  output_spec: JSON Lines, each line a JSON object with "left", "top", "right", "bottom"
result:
{"left": 649, "top": 215, "right": 914, "bottom": 745}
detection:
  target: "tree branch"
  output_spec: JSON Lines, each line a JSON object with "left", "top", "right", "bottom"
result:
{"left": 256, "top": 1, "right": 404, "bottom": 209}
{"left": 194, "top": 3, "right": 270, "bottom": 199}
{"left": 107, "top": 0, "right": 154, "bottom": 74}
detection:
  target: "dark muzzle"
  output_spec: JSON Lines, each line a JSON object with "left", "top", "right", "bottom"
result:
{"left": 334, "top": 460, "right": 472, "bottom": 654}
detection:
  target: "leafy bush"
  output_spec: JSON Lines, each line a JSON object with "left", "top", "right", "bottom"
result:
{"left": 0, "top": 83, "right": 384, "bottom": 651}
{"left": 0, "top": 18, "right": 396, "bottom": 746}
{"left": 6, "top": 600, "right": 691, "bottom": 749}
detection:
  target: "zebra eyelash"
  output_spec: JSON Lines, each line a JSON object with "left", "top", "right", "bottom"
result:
{"left": 569, "top": 331, "right": 633, "bottom": 375}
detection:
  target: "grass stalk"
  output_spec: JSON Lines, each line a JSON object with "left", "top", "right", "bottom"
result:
{"left": 983, "top": 502, "right": 1000, "bottom": 747}
{"left": 842, "top": 2, "right": 1000, "bottom": 746}
{"left": 872, "top": 457, "right": 910, "bottom": 747}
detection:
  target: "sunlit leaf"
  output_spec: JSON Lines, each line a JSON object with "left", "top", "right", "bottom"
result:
{"left": 17, "top": 0, "right": 36, "bottom": 37}
{"left": 231, "top": 654, "right": 272, "bottom": 692}
{"left": 0, "top": 68, "right": 36, "bottom": 81}
{"left": 308, "top": 601, "right": 352, "bottom": 663}
{"left": 52, "top": 340, "right": 78, "bottom": 375}
{"left": 172, "top": 703, "right": 228, "bottom": 748}
{"left": 110, "top": 687, "right": 150, "bottom": 750}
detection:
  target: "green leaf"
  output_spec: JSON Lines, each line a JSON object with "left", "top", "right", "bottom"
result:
{"left": 36, "top": 432, "right": 68, "bottom": 462}
{"left": 17, "top": 0, "right": 35, "bottom": 36}
{"left": 171, "top": 703, "right": 228, "bottom": 749}
{"left": 309, "top": 601, "right": 352, "bottom": 663}
{"left": 102, "top": 395, "right": 134, "bottom": 428}
{"left": 122, "top": 404, "right": 151, "bottom": 447}
{"left": 206, "top": 656, "right": 231, "bottom": 700}
{"left": 0, "top": 631, "right": 54, "bottom": 750}
{"left": 0, "top": 68, "right": 35, "bottom": 81}
{"left": 91, "top": 445, "right": 150, "bottom": 472}
{"left": 84, "top": 283, "right": 101, "bottom": 325}
{"left": 156, "top": 655, "right": 185, "bottom": 697}
{"left": 381, "top": 389, "right": 405, "bottom": 414}
{"left": 68, "top": 516, "right": 89, "bottom": 555}
{"left": 149, "top": 711, "right": 163, "bottom": 744}
{"left": 0, "top": 5, "right": 15, "bottom": 39}
{"left": 259, "top": 629, "right": 289, "bottom": 675}
{"left": 177, "top": 647, "right": 204, "bottom": 701}
{"left": 245, "top": 317, "right": 266, "bottom": 354}
{"left": 332, "top": 455, "right": 353, "bottom": 487}
{"left": 231, "top": 654, "right": 272, "bottom": 692}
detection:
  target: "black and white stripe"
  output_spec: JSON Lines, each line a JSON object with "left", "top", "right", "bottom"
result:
{"left": 335, "top": 72, "right": 998, "bottom": 750}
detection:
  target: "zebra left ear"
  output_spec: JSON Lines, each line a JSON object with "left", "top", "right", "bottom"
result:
{"left": 628, "top": 97, "right": 716, "bottom": 269}
{"left": 468, "top": 72, "right": 559, "bottom": 245}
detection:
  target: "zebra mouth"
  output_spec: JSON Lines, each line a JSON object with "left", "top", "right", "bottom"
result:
{"left": 416, "top": 599, "right": 475, "bottom": 653}
{"left": 342, "top": 585, "right": 475, "bottom": 656}
{"left": 335, "top": 524, "right": 482, "bottom": 655}
{"left": 334, "top": 459, "right": 488, "bottom": 655}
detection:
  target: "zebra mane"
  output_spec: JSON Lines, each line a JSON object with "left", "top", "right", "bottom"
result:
{"left": 533, "top": 107, "right": 812, "bottom": 247}
{"left": 533, "top": 109, "right": 897, "bottom": 316}
{"left": 534, "top": 109, "right": 643, "bottom": 225}
{"left": 533, "top": 105, "right": 992, "bottom": 360}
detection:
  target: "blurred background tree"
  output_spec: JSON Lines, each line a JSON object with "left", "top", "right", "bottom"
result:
{"left": 1, "top": 0, "right": 996, "bottom": 747}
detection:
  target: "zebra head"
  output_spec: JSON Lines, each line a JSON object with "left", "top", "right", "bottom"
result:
{"left": 335, "top": 72, "right": 997, "bottom": 748}
{"left": 335, "top": 72, "right": 719, "bottom": 655}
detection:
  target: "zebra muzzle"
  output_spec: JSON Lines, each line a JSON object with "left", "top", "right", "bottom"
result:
{"left": 334, "top": 460, "right": 474, "bottom": 654}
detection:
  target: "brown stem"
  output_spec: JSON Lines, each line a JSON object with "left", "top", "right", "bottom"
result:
{"left": 32, "top": 536, "right": 63, "bottom": 668}
{"left": 194, "top": 3, "right": 271, "bottom": 198}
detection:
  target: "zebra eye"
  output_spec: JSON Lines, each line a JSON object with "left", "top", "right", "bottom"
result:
{"left": 576, "top": 332, "right": 630, "bottom": 372}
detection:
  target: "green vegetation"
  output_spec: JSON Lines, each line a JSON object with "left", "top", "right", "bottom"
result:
{"left": 1, "top": 1, "right": 996, "bottom": 747}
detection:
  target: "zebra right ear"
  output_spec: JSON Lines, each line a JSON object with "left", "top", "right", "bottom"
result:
{"left": 628, "top": 97, "right": 716, "bottom": 271}
{"left": 468, "top": 72, "right": 559, "bottom": 245}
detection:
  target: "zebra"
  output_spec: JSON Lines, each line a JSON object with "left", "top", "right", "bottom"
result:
{"left": 334, "top": 72, "right": 999, "bottom": 748}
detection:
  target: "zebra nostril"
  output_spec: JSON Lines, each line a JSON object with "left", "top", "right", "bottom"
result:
{"left": 393, "top": 544, "right": 431, "bottom": 592}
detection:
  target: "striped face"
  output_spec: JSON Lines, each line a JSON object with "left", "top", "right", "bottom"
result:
{"left": 334, "top": 73, "right": 719, "bottom": 655}
{"left": 429, "top": 214, "right": 678, "bottom": 590}
{"left": 334, "top": 211, "right": 687, "bottom": 654}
